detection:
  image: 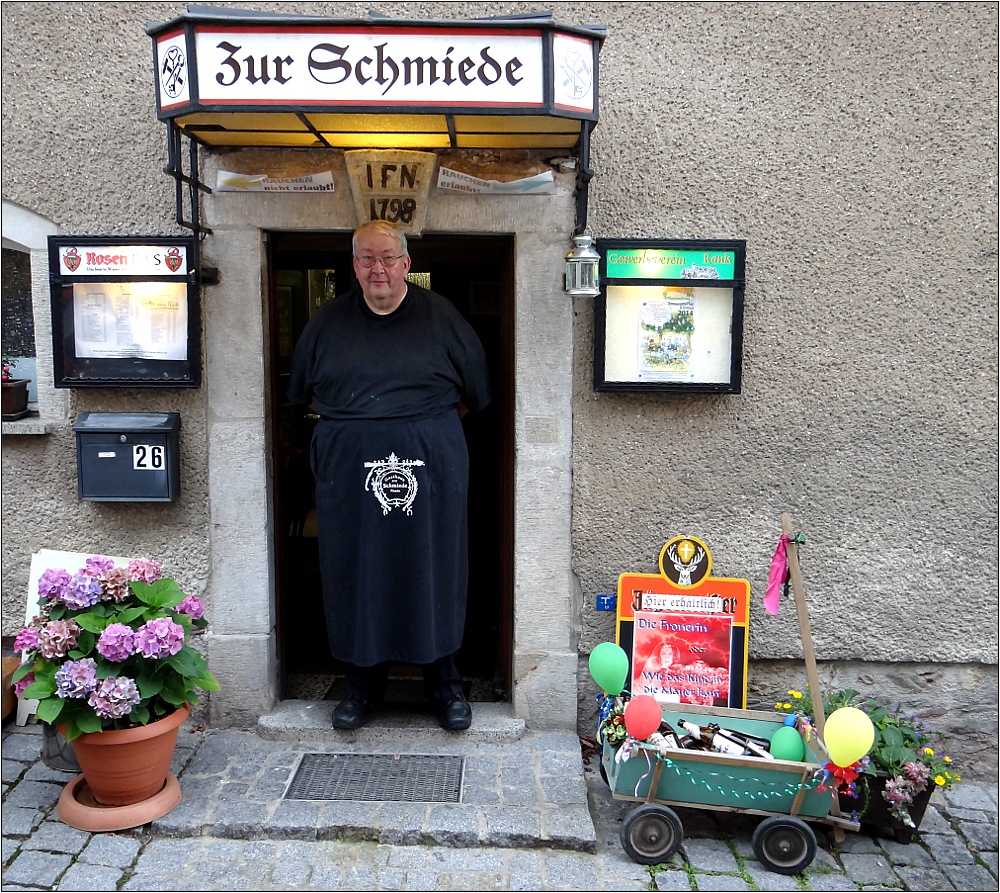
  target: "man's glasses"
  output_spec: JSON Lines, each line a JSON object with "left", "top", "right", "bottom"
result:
{"left": 356, "top": 254, "right": 405, "bottom": 268}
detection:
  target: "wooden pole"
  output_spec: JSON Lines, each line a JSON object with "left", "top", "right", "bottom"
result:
{"left": 781, "top": 512, "right": 843, "bottom": 840}
{"left": 781, "top": 512, "right": 826, "bottom": 737}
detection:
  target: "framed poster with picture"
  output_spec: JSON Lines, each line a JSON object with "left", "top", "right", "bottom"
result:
{"left": 594, "top": 239, "right": 746, "bottom": 394}
{"left": 48, "top": 236, "right": 201, "bottom": 388}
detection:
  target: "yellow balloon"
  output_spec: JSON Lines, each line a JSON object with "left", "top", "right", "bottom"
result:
{"left": 823, "top": 706, "right": 875, "bottom": 767}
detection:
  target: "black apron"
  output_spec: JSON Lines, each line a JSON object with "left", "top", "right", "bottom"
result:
{"left": 311, "top": 409, "right": 469, "bottom": 666}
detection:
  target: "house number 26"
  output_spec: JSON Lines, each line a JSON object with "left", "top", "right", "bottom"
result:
{"left": 132, "top": 444, "right": 165, "bottom": 470}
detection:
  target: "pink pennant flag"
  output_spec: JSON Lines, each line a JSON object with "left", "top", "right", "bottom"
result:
{"left": 764, "top": 533, "right": 790, "bottom": 615}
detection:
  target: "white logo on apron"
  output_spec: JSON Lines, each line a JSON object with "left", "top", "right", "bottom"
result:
{"left": 364, "top": 452, "right": 425, "bottom": 515}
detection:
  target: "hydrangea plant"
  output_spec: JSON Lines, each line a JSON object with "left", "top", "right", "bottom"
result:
{"left": 12, "top": 555, "right": 219, "bottom": 741}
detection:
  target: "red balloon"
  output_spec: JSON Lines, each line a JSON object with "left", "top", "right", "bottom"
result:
{"left": 624, "top": 695, "right": 663, "bottom": 741}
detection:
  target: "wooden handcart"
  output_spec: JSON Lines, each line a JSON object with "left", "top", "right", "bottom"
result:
{"left": 601, "top": 513, "right": 859, "bottom": 875}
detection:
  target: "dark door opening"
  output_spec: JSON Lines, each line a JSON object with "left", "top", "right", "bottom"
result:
{"left": 268, "top": 231, "right": 514, "bottom": 702}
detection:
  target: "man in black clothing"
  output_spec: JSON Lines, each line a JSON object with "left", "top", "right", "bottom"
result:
{"left": 288, "top": 221, "right": 491, "bottom": 731}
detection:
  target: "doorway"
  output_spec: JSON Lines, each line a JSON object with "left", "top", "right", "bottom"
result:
{"left": 268, "top": 231, "right": 514, "bottom": 703}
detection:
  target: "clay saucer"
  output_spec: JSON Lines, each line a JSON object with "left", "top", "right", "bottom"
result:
{"left": 57, "top": 772, "right": 181, "bottom": 832}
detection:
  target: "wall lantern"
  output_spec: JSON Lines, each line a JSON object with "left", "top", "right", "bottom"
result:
{"left": 565, "top": 233, "right": 601, "bottom": 296}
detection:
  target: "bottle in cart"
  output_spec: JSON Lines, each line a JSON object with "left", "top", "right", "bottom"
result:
{"left": 677, "top": 719, "right": 775, "bottom": 759}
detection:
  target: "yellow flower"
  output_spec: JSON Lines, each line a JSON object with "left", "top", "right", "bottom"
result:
{"left": 923, "top": 747, "right": 934, "bottom": 756}
{"left": 935, "top": 775, "right": 946, "bottom": 786}
{"left": 944, "top": 756, "right": 952, "bottom": 763}
{"left": 788, "top": 690, "right": 803, "bottom": 699}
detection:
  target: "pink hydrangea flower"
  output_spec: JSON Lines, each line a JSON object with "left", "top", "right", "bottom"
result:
{"left": 84, "top": 555, "right": 115, "bottom": 574}
{"left": 37, "top": 619, "right": 81, "bottom": 660}
{"left": 38, "top": 568, "right": 72, "bottom": 601}
{"left": 97, "top": 623, "right": 136, "bottom": 662}
{"left": 177, "top": 595, "right": 205, "bottom": 620}
{"left": 55, "top": 658, "right": 98, "bottom": 698}
{"left": 134, "top": 617, "right": 185, "bottom": 658}
{"left": 13, "top": 625, "right": 40, "bottom": 654}
{"left": 87, "top": 676, "right": 141, "bottom": 719}
{"left": 14, "top": 671, "right": 35, "bottom": 698}
{"left": 127, "top": 558, "right": 163, "bottom": 584}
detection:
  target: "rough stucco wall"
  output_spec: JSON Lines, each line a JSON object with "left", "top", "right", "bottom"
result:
{"left": 572, "top": 2, "right": 998, "bottom": 652}
{"left": 1, "top": 1, "right": 996, "bottom": 770}
{"left": 1, "top": 1, "right": 211, "bottom": 631}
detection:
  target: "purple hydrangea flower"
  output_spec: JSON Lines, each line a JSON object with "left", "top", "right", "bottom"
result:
{"left": 84, "top": 555, "right": 115, "bottom": 574}
{"left": 60, "top": 572, "right": 103, "bottom": 609}
{"left": 37, "top": 619, "right": 81, "bottom": 660}
{"left": 134, "top": 617, "right": 185, "bottom": 658}
{"left": 13, "top": 671, "right": 35, "bottom": 698}
{"left": 87, "top": 676, "right": 141, "bottom": 719}
{"left": 176, "top": 595, "right": 205, "bottom": 621}
{"left": 13, "top": 625, "right": 40, "bottom": 655}
{"left": 97, "top": 623, "right": 136, "bottom": 662}
{"left": 38, "top": 568, "right": 72, "bottom": 601}
{"left": 127, "top": 558, "right": 163, "bottom": 584}
{"left": 54, "top": 658, "right": 98, "bottom": 699}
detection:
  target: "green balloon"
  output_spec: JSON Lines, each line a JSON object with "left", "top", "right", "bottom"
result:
{"left": 769, "top": 725, "right": 806, "bottom": 761}
{"left": 589, "top": 642, "right": 629, "bottom": 694}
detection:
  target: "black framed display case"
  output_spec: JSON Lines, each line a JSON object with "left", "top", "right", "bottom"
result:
{"left": 48, "top": 236, "right": 201, "bottom": 388}
{"left": 594, "top": 239, "right": 745, "bottom": 394}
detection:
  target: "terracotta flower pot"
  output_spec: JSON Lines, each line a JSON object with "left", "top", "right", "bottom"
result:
{"left": 65, "top": 704, "right": 189, "bottom": 807}
{"left": 1, "top": 379, "right": 30, "bottom": 418}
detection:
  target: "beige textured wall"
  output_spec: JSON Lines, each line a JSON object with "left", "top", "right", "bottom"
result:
{"left": 1, "top": 2, "right": 997, "bottom": 767}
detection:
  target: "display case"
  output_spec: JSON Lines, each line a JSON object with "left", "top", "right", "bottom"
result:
{"left": 48, "top": 236, "right": 201, "bottom": 388}
{"left": 594, "top": 239, "right": 745, "bottom": 394}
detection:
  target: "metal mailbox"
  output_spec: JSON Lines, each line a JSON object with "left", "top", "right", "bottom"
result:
{"left": 73, "top": 412, "right": 180, "bottom": 502}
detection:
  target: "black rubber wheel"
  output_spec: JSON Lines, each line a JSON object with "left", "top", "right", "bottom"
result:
{"left": 599, "top": 759, "right": 610, "bottom": 787}
{"left": 751, "top": 816, "right": 817, "bottom": 875}
{"left": 619, "top": 804, "right": 684, "bottom": 865}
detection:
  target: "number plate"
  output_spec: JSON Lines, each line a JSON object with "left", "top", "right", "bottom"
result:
{"left": 132, "top": 444, "right": 166, "bottom": 470}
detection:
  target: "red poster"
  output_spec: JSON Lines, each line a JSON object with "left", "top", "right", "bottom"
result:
{"left": 631, "top": 610, "right": 733, "bottom": 706}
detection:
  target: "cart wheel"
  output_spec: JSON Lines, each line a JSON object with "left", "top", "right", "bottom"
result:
{"left": 620, "top": 804, "right": 683, "bottom": 865}
{"left": 751, "top": 816, "right": 817, "bottom": 875}
{"left": 599, "top": 760, "right": 610, "bottom": 787}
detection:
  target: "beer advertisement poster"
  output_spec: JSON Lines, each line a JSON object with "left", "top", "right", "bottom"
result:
{"left": 615, "top": 536, "right": 750, "bottom": 708}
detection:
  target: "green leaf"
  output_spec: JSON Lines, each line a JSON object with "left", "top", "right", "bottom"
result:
{"left": 35, "top": 697, "right": 65, "bottom": 724}
{"left": 22, "top": 677, "right": 56, "bottom": 700}
{"left": 196, "top": 669, "right": 221, "bottom": 692}
{"left": 73, "top": 612, "right": 109, "bottom": 633}
{"left": 11, "top": 662, "right": 31, "bottom": 682}
{"left": 164, "top": 648, "right": 199, "bottom": 678}
{"left": 75, "top": 711, "right": 105, "bottom": 735}
{"left": 137, "top": 670, "right": 164, "bottom": 700}
{"left": 131, "top": 578, "right": 186, "bottom": 609}
{"left": 114, "top": 606, "right": 149, "bottom": 625}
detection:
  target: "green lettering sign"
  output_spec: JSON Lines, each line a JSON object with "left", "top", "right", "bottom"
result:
{"left": 606, "top": 248, "right": 735, "bottom": 280}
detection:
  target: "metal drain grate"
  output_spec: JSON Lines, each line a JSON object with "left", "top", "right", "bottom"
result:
{"left": 285, "top": 753, "right": 464, "bottom": 803}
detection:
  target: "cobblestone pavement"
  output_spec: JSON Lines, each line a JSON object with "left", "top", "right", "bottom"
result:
{"left": 2, "top": 718, "right": 998, "bottom": 891}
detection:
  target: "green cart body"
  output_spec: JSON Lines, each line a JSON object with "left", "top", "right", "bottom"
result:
{"left": 601, "top": 701, "right": 860, "bottom": 874}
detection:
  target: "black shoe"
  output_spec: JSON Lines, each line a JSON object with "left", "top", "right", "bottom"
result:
{"left": 332, "top": 695, "right": 379, "bottom": 730}
{"left": 435, "top": 694, "right": 472, "bottom": 731}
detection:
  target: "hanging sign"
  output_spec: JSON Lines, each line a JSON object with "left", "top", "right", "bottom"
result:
{"left": 616, "top": 535, "right": 750, "bottom": 709}
{"left": 344, "top": 150, "right": 435, "bottom": 234}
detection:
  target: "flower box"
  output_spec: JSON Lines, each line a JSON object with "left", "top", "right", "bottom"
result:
{"left": 840, "top": 771, "right": 935, "bottom": 844}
